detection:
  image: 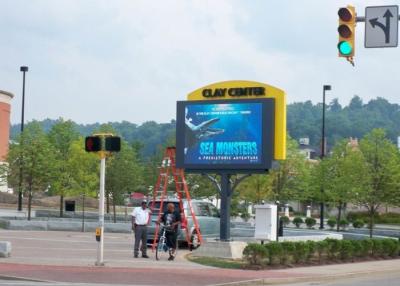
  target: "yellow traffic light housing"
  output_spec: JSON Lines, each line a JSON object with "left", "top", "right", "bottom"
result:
{"left": 338, "top": 5, "right": 356, "bottom": 66}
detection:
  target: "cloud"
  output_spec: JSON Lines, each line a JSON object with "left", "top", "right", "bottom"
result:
{"left": 1, "top": 0, "right": 399, "bottom": 124}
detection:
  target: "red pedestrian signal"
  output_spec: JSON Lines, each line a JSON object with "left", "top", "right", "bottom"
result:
{"left": 85, "top": 136, "right": 102, "bottom": 152}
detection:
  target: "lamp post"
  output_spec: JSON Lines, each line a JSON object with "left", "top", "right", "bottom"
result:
{"left": 17, "top": 66, "right": 28, "bottom": 211}
{"left": 320, "top": 84, "right": 331, "bottom": 229}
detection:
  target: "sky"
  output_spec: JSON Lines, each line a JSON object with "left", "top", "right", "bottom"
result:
{"left": 1, "top": 0, "right": 399, "bottom": 124}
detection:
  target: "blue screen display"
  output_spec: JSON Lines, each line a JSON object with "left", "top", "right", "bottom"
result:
{"left": 184, "top": 102, "right": 263, "bottom": 165}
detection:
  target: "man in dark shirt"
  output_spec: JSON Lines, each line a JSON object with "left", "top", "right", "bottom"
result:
{"left": 161, "top": 203, "right": 181, "bottom": 261}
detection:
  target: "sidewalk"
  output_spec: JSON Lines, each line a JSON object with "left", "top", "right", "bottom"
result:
{"left": 0, "top": 229, "right": 399, "bottom": 285}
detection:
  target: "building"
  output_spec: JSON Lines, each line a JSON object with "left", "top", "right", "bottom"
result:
{"left": 0, "top": 90, "right": 13, "bottom": 193}
{"left": 298, "top": 137, "right": 318, "bottom": 160}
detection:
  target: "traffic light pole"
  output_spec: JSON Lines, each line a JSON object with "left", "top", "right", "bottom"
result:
{"left": 96, "top": 153, "right": 106, "bottom": 266}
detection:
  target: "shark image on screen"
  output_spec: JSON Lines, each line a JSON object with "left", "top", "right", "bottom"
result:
{"left": 184, "top": 108, "right": 224, "bottom": 153}
{"left": 183, "top": 102, "right": 263, "bottom": 165}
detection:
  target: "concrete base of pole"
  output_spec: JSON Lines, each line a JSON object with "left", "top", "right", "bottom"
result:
{"left": 192, "top": 239, "right": 247, "bottom": 259}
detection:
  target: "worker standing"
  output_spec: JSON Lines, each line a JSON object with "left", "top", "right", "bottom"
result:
{"left": 131, "top": 200, "right": 150, "bottom": 258}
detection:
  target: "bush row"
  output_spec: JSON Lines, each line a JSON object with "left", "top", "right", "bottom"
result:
{"left": 282, "top": 216, "right": 317, "bottom": 229}
{"left": 347, "top": 212, "right": 400, "bottom": 225}
{"left": 243, "top": 238, "right": 400, "bottom": 266}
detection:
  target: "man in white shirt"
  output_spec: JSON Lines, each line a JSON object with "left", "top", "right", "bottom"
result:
{"left": 131, "top": 200, "right": 151, "bottom": 258}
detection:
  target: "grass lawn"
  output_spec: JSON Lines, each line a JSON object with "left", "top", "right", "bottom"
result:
{"left": 186, "top": 254, "right": 245, "bottom": 269}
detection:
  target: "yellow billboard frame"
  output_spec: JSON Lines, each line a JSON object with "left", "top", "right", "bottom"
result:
{"left": 187, "top": 80, "right": 286, "bottom": 160}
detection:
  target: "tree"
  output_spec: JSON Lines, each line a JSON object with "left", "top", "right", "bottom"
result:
{"left": 356, "top": 129, "right": 400, "bottom": 237}
{"left": 348, "top": 95, "right": 363, "bottom": 110}
{"left": 234, "top": 135, "right": 311, "bottom": 207}
{"left": 329, "top": 98, "right": 342, "bottom": 113}
{"left": 67, "top": 139, "right": 99, "bottom": 205}
{"left": 5, "top": 122, "right": 55, "bottom": 220}
{"left": 320, "top": 140, "right": 365, "bottom": 231}
{"left": 235, "top": 174, "right": 271, "bottom": 204}
{"left": 47, "top": 119, "right": 80, "bottom": 217}
{"left": 106, "top": 141, "right": 144, "bottom": 222}
{"left": 269, "top": 136, "right": 312, "bottom": 203}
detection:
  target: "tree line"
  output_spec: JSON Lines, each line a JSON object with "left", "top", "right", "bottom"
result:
{"left": 10, "top": 96, "right": 400, "bottom": 159}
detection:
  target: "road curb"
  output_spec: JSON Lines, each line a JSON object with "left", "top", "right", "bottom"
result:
{"left": 209, "top": 267, "right": 400, "bottom": 286}
{"left": 0, "top": 274, "right": 53, "bottom": 283}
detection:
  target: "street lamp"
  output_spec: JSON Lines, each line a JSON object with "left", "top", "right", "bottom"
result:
{"left": 17, "top": 66, "right": 28, "bottom": 211}
{"left": 320, "top": 84, "right": 331, "bottom": 229}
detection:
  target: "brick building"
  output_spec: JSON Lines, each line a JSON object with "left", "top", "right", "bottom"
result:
{"left": 0, "top": 90, "right": 13, "bottom": 192}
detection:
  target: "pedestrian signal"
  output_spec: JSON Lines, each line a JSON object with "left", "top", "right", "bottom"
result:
{"left": 85, "top": 136, "right": 102, "bottom": 152}
{"left": 105, "top": 136, "right": 121, "bottom": 152}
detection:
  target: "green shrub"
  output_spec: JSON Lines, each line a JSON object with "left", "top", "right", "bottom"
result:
{"left": 265, "top": 242, "right": 283, "bottom": 265}
{"left": 280, "top": 241, "right": 295, "bottom": 265}
{"left": 305, "top": 217, "right": 317, "bottom": 229}
{"left": 347, "top": 211, "right": 371, "bottom": 222}
{"left": 293, "top": 217, "right": 304, "bottom": 228}
{"left": 372, "top": 239, "right": 384, "bottom": 257}
{"left": 326, "top": 238, "right": 341, "bottom": 259}
{"left": 240, "top": 211, "right": 251, "bottom": 222}
{"left": 306, "top": 241, "right": 316, "bottom": 262}
{"left": 316, "top": 240, "right": 328, "bottom": 262}
{"left": 327, "top": 218, "right": 336, "bottom": 230}
{"left": 381, "top": 239, "right": 398, "bottom": 257}
{"left": 339, "top": 219, "right": 349, "bottom": 230}
{"left": 244, "top": 238, "right": 399, "bottom": 268}
{"left": 378, "top": 213, "right": 400, "bottom": 224}
{"left": 280, "top": 216, "right": 290, "bottom": 227}
{"left": 293, "top": 241, "right": 309, "bottom": 263}
{"left": 243, "top": 243, "right": 268, "bottom": 265}
{"left": 350, "top": 240, "right": 363, "bottom": 258}
{"left": 339, "top": 240, "right": 354, "bottom": 260}
{"left": 347, "top": 212, "right": 400, "bottom": 225}
{"left": 361, "top": 239, "right": 373, "bottom": 257}
{"left": 352, "top": 219, "right": 364, "bottom": 229}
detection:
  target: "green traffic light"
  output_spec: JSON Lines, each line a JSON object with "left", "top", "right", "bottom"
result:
{"left": 338, "top": 41, "right": 352, "bottom": 55}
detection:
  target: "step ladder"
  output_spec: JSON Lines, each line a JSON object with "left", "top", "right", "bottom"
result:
{"left": 150, "top": 147, "right": 203, "bottom": 251}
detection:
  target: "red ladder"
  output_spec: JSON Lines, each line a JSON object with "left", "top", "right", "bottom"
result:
{"left": 150, "top": 147, "right": 203, "bottom": 251}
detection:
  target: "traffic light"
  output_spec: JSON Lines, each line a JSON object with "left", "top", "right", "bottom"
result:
{"left": 105, "top": 136, "right": 121, "bottom": 152}
{"left": 338, "top": 5, "right": 356, "bottom": 65}
{"left": 85, "top": 136, "right": 102, "bottom": 152}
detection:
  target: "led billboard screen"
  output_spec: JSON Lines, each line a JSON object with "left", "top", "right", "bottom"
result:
{"left": 176, "top": 99, "right": 275, "bottom": 171}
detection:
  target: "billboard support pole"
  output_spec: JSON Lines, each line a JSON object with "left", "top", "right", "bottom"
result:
{"left": 220, "top": 173, "right": 232, "bottom": 241}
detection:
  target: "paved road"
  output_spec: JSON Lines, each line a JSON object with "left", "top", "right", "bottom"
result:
{"left": 342, "top": 228, "right": 400, "bottom": 239}
{"left": 0, "top": 230, "right": 305, "bottom": 285}
{"left": 1, "top": 229, "right": 399, "bottom": 286}
{"left": 283, "top": 271, "right": 400, "bottom": 286}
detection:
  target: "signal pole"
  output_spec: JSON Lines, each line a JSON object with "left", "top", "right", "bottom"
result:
{"left": 85, "top": 133, "right": 121, "bottom": 266}
{"left": 96, "top": 151, "right": 106, "bottom": 266}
